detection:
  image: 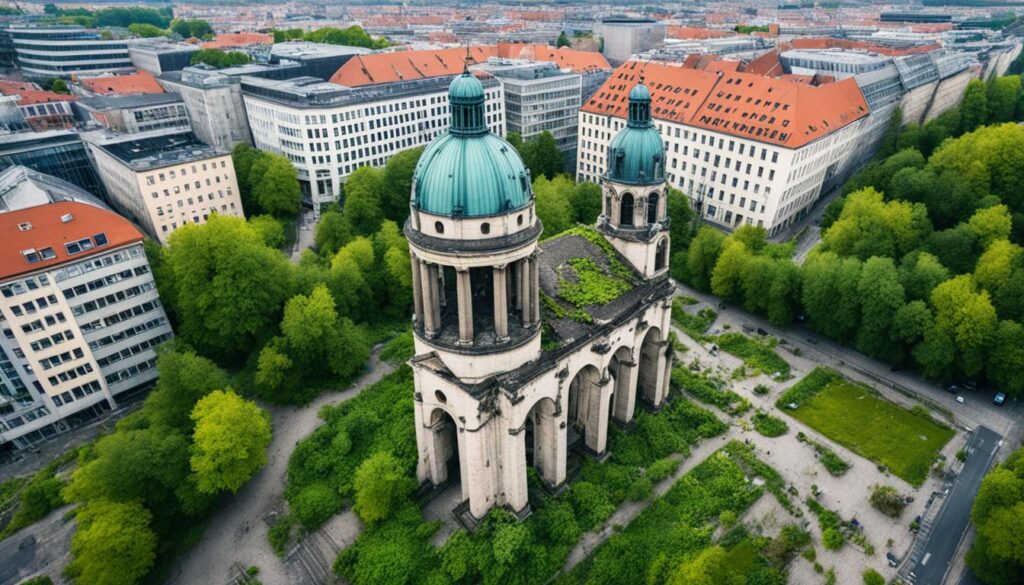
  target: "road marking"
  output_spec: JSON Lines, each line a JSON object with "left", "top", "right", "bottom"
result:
{"left": 921, "top": 553, "right": 931, "bottom": 566}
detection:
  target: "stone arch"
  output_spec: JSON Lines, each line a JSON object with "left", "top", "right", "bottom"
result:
{"left": 523, "top": 396, "right": 564, "bottom": 489}
{"left": 655, "top": 237, "right": 668, "bottom": 271}
{"left": 567, "top": 363, "right": 609, "bottom": 456}
{"left": 619, "top": 192, "right": 634, "bottom": 227}
{"left": 609, "top": 345, "right": 637, "bottom": 424}
{"left": 425, "top": 407, "right": 463, "bottom": 491}
{"left": 647, "top": 191, "right": 659, "bottom": 225}
{"left": 637, "top": 327, "right": 663, "bottom": 408}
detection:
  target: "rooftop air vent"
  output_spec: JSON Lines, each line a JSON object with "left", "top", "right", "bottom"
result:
{"left": 60, "top": 213, "right": 73, "bottom": 223}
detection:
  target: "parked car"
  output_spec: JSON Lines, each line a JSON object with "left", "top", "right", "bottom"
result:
{"left": 994, "top": 392, "right": 1006, "bottom": 406}
{"left": 956, "top": 396, "right": 966, "bottom": 404}
{"left": 756, "top": 327, "right": 768, "bottom": 336}
{"left": 946, "top": 384, "right": 959, "bottom": 394}
{"left": 887, "top": 552, "right": 899, "bottom": 567}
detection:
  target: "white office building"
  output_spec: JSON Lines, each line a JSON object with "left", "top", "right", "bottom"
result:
{"left": 4, "top": 26, "right": 133, "bottom": 78}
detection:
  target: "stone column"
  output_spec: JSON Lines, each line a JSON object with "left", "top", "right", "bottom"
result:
{"left": 611, "top": 358, "right": 637, "bottom": 424}
{"left": 420, "top": 262, "right": 439, "bottom": 336}
{"left": 534, "top": 402, "right": 566, "bottom": 489}
{"left": 520, "top": 257, "right": 532, "bottom": 325}
{"left": 456, "top": 268, "right": 473, "bottom": 345}
{"left": 410, "top": 255, "right": 424, "bottom": 326}
{"left": 465, "top": 426, "right": 494, "bottom": 520}
{"left": 493, "top": 265, "right": 509, "bottom": 341}
{"left": 652, "top": 340, "right": 670, "bottom": 406}
{"left": 514, "top": 261, "right": 523, "bottom": 311}
{"left": 530, "top": 253, "right": 541, "bottom": 324}
{"left": 585, "top": 376, "right": 612, "bottom": 456}
{"left": 502, "top": 427, "right": 529, "bottom": 516}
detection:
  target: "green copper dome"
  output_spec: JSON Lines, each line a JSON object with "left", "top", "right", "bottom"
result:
{"left": 412, "top": 72, "right": 532, "bottom": 217}
{"left": 607, "top": 81, "right": 665, "bottom": 185}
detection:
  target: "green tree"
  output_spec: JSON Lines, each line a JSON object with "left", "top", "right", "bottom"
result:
{"left": 190, "top": 390, "right": 271, "bottom": 494}
{"left": 533, "top": 174, "right": 575, "bottom": 235}
{"left": 931, "top": 275, "right": 998, "bottom": 378}
{"left": 142, "top": 348, "right": 229, "bottom": 432}
{"left": 801, "top": 252, "right": 862, "bottom": 342}
{"left": 685, "top": 227, "right": 726, "bottom": 291}
{"left": 929, "top": 123, "right": 1024, "bottom": 211}
{"left": 926, "top": 225, "right": 981, "bottom": 275}
{"left": 343, "top": 166, "right": 385, "bottom": 236}
{"left": 960, "top": 79, "right": 989, "bottom": 134}
{"left": 303, "top": 25, "right": 388, "bottom": 49}
{"left": 711, "top": 240, "right": 749, "bottom": 303}
{"left": 856, "top": 257, "right": 905, "bottom": 359}
{"left": 669, "top": 546, "right": 743, "bottom": 585}
{"left": 315, "top": 209, "right": 354, "bottom": 257}
{"left": 190, "top": 48, "right": 250, "bottom": 68}
{"left": 822, "top": 188, "right": 931, "bottom": 260}
{"left": 519, "top": 131, "right": 564, "bottom": 180}
{"left": 893, "top": 300, "right": 932, "bottom": 354}
{"left": 557, "top": 31, "right": 571, "bottom": 48}
{"left": 987, "top": 320, "right": 1024, "bottom": 397}
{"left": 281, "top": 284, "right": 368, "bottom": 378}
{"left": 570, "top": 181, "right": 602, "bottom": 224}
{"left": 171, "top": 18, "right": 214, "bottom": 40}
{"left": 48, "top": 78, "right": 69, "bottom": 94}
{"left": 974, "top": 239, "right": 1022, "bottom": 294}
{"left": 67, "top": 500, "right": 156, "bottom": 585}
{"left": 968, "top": 205, "right": 1013, "bottom": 248}
{"left": 987, "top": 75, "right": 1021, "bottom": 124}
{"left": 251, "top": 154, "right": 302, "bottom": 218}
{"left": 381, "top": 146, "right": 423, "bottom": 224}
{"left": 129, "top": 23, "right": 168, "bottom": 38}
{"left": 900, "top": 252, "right": 950, "bottom": 302}
{"left": 968, "top": 449, "right": 1024, "bottom": 584}
{"left": 862, "top": 568, "right": 885, "bottom": 585}
{"left": 249, "top": 214, "right": 286, "bottom": 249}
{"left": 231, "top": 143, "right": 261, "bottom": 213}
{"left": 352, "top": 452, "right": 415, "bottom": 524}
{"left": 164, "top": 215, "right": 293, "bottom": 359}
{"left": 869, "top": 484, "right": 907, "bottom": 517}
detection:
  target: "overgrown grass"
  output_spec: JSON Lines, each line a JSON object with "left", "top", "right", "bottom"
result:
{"left": 797, "top": 432, "right": 852, "bottom": 476}
{"left": 779, "top": 373, "right": 953, "bottom": 486}
{"left": 0, "top": 448, "right": 79, "bottom": 541}
{"left": 671, "top": 365, "right": 751, "bottom": 416}
{"left": 379, "top": 330, "right": 414, "bottom": 365}
{"left": 752, "top": 411, "right": 789, "bottom": 438}
{"left": 713, "top": 332, "right": 792, "bottom": 381}
{"left": 560, "top": 442, "right": 792, "bottom": 585}
{"left": 671, "top": 298, "right": 717, "bottom": 341}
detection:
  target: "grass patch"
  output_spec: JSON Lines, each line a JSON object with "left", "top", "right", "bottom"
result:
{"left": 671, "top": 297, "right": 717, "bottom": 341}
{"left": 796, "top": 432, "right": 852, "bottom": 476}
{"left": 780, "top": 373, "right": 953, "bottom": 486}
{"left": 752, "top": 411, "right": 789, "bottom": 438}
{"left": 671, "top": 366, "right": 751, "bottom": 416}
{"left": 559, "top": 442, "right": 790, "bottom": 585}
{"left": 379, "top": 331, "right": 414, "bottom": 365}
{"left": 713, "top": 332, "right": 791, "bottom": 381}
{"left": 558, "top": 258, "right": 631, "bottom": 307}
{"left": 775, "top": 366, "right": 842, "bottom": 408}
{"left": 0, "top": 448, "right": 79, "bottom": 541}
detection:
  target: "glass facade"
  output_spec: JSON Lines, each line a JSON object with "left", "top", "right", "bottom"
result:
{"left": 0, "top": 133, "right": 106, "bottom": 198}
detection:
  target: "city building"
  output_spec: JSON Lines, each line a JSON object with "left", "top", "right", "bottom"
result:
{"left": 0, "top": 198, "right": 172, "bottom": 457}
{"left": 202, "top": 32, "right": 274, "bottom": 63}
{"left": 127, "top": 39, "right": 200, "bottom": 76}
{"left": 269, "top": 42, "right": 370, "bottom": 80}
{"left": 157, "top": 65, "right": 255, "bottom": 150}
{"left": 577, "top": 60, "right": 869, "bottom": 235}
{"left": 83, "top": 130, "right": 243, "bottom": 244}
{"left": 409, "top": 72, "right": 673, "bottom": 524}
{"left": 74, "top": 93, "right": 190, "bottom": 135}
{"left": 0, "top": 130, "right": 106, "bottom": 198}
{"left": 475, "top": 59, "right": 583, "bottom": 169}
{"left": 76, "top": 70, "right": 165, "bottom": 97}
{"left": 0, "top": 165, "right": 107, "bottom": 212}
{"left": 594, "top": 18, "right": 666, "bottom": 64}
{"left": 241, "top": 73, "right": 505, "bottom": 208}
{"left": 0, "top": 80, "right": 77, "bottom": 130}
{"left": 0, "top": 96, "right": 30, "bottom": 132}
{"left": 2, "top": 26, "right": 133, "bottom": 79}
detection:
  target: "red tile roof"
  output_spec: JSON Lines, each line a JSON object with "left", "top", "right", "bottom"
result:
{"left": 667, "top": 26, "right": 733, "bottom": 40}
{"left": 0, "top": 80, "right": 77, "bottom": 106}
{"left": 202, "top": 32, "right": 273, "bottom": 49}
{"left": 0, "top": 202, "right": 143, "bottom": 281}
{"left": 582, "top": 60, "right": 868, "bottom": 149}
{"left": 329, "top": 44, "right": 610, "bottom": 86}
{"left": 785, "top": 37, "right": 941, "bottom": 57}
{"left": 79, "top": 71, "right": 164, "bottom": 96}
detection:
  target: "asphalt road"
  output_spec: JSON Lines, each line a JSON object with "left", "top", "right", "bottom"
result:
{"left": 910, "top": 426, "right": 1002, "bottom": 585}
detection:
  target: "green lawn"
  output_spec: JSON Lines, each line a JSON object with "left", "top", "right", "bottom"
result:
{"left": 782, "top": 378, "right": 953, "bottom": 486}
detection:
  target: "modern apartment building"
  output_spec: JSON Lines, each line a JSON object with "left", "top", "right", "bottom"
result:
{"left": 0, "top": 80, "right": 78, "bottom": 131}
{"left": 84, "top": 130, "right": 244, "bottom": 243}
{"left": 74, "top": 94, "right": 190, "bottom": 135}
{"left": 3, "top": 26, "right": 133, "bottom": 78}
{"left": 0, "top": 130, "right": 106, "bottom": 198}
{"left": 594, "top": 18, "right": 666, "bottom": 64}
{"left": 0, "top": 199, "right": 172, "bottom": 457}
{"left": 475, "top": 59, "right": 583, "bottom": 168}
{"left": 241, "top": 73, "right": 505, "bottom": 207}
{"left": 577, "top": 60, "right": 869, "bottom": 235}
{"left": 127, "top": 39, "right": 200, "bottom": 76}
{"left": 158, "top": 65, "right": 254, "bottom": 150}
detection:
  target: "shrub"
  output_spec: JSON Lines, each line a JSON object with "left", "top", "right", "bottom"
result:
{"left": 291, "top": 482, "right": 342, "bottom": 528}
{"left": 719, "top": 510, "right": 737, "bottom": 527}
{"left": 957, "top": 448, "right": 967, "bottom": 462}
{"left": 646, "top": 457, "right": 680, "bottom": 483}
{"left": 671, "top": 366, "right": 751, "bottom": 416}
{"left": 863, "top": 568, "right": 885, "bottom": 585}
{"left": 713, "top": 333, "right": 792, "bottom": 380}
{"left": 379, "top": 331, "right": 414, "bottom": 364}
{"left": 571, "top": 481, "right": 616, "bottom": 530}
{"left": 869, "top": 484, "right": 907, "bottom": 518}
{"left": 353, "top": 452, "right": 415, "bottom": 524}
{"left": 268, "top": 514, "right": 296, "bottom": 555}
{"left": 822, "top": 527, "right": 844, "bottom": 550}
{"left": 752, "top": 411, "right": 789, "bottom": 437}
{"left": 753, "top": 384, "right": 770, "bottom": 395}
{"left": 626, "top": 476, "right": 653, "bottom": 501}
{"left": 671, "top": 299, "right": 717, "bottom": 340}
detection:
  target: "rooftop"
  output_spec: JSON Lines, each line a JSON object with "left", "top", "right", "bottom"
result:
{"left": 271, "top": 42, "right": 372, "bottom": 60}
{"left": 583, "top": 60, "right": 869, "bottom": 149}
{"left": 202, "top": 32, "right": 273, "bottom": 50}
{"left": 89, "top": 130, "right": 226, "bottom": 171}
{"left": 0, "top": 80, "right": 77, "bottom": 106}
{"left": 79, "top": 71, "right": 165, "bottom": 96}
{"left": 0, "top": 201, "right": 142, "bottom": 282}
{"left": 242, "top": 72, "right": 500, "bottom": 109}
{"left": 77, "top": 92, "right": 182, "bottom": 112}
{"left": 0, "top": 166, "right": 108, "bottom": 213}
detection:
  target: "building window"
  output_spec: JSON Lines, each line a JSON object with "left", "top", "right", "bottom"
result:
{"left": 435, "top": 221, "right": 444, "bottom": 234}
{"left": 620, "top": 193, "right": 634, "bottom": 227}
{"left": 480, "top": 222, "right": 490, "bottom": 235}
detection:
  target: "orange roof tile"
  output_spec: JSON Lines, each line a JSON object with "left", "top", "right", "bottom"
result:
{"left": 0, "top": 202, "right": 143, "bottom": 281}
{"left": 786, "top": 37, "right": 940, "bottom": 57}
{"left": 582, "top": 60, "right": 868, "bottom": 149}
{"left": 79, "top": 71, "right": 164, "bottom": 96}
{"left": 0, "top": 80, "right": 77, "bottom": 105}
{"left": 667, "top": 26, "right": 733, "bottom": 40}
{"left": 329, "top": 44, "right": 609, "bottom": 86}
{"left": 202, "top": 32, "right": 273, "bottom": 49}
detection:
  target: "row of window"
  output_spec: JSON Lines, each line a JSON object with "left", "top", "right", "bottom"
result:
{"left": 71, "top": 281, "right": 156, "bottom": 317}
{"left": 39, "top": 347, "right": 85, "bottom": 371}
{"left": 87, "top": 317, "right": 167, "bottom": 351}
{"left": 63, "top": 266, "right": 150, "bottom": 299}
{"left": 53, "top": 246, "right": 143, "bottom": 283}
{"left": 27, "top": 327, "right": 73, "bottom": 352}
{"left": 20, "top": 311, "right": 68, "bottom": 335}
{"left": 51, "top": 379, "right": 102, "bottom": 408}
{"left": 144, "top": 160, "right": 229, "bottom": 185}
{"left": 0, "top": 273, "right": 50, "bottom": 298}
{"left": 96, "top": 332, "right": 171, "bottom": 368}
{"left": 9, "top": 294, "right": 58, "bottom": 317}
{"left": 46, "top": 361, "right": 93, "bottom": 387}
{"left": 104, "top": 357, "right": 156, "bottom": 385}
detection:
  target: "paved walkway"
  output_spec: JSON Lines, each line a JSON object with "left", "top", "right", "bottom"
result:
{"left": 166, "top": 352, "right": 395, "bottom": 585}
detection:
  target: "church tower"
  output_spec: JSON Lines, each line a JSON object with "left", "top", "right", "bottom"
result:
{"left": 598, "top": 80, "right": 671, "bottom": 278}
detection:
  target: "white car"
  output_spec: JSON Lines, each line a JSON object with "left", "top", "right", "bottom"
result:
{"left": 955, "top": 396, "right": 966, "bottom": 404}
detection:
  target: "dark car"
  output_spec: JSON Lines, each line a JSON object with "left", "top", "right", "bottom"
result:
{"left": 994, "top": 392, "right": 1006, "bottom": 406}
{"left": 756, "top": 327, "right": 768, "bottom": 336}
{"left": 946, "top": 384, "right": 959, "bottom": 394}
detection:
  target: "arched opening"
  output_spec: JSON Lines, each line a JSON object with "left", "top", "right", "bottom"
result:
{"left": 655, "top": 238, "right": 668, "bottom": 271}
{"left": 435, "top": 221, "right": 445, "bottom": 234}
{"left": 609, "top": 346, "right": 637, "bottom": 424}
{"left": 567, "top": 364, "right": 608, "bottom": 456}
{"left": 647, "top": 192, "right": 659, "bottom": 224}
{"left": 524, "top": 397, "right": 562, "bottom": 488}
{"left": 637, "top": 327, "right": 663, "bottom": 408}
{"left": 427, "top": 408, "right": 462, "bottom": 490}
{"left": 619, "top": 193, "right": 634, "bottom": 227}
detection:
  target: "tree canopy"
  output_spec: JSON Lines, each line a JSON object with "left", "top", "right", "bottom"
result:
{"left": 190, "top": 389, "right": 272, "bottom": 494}
{"left": 190, "top": 49, "right": 251, "bottom": 69}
